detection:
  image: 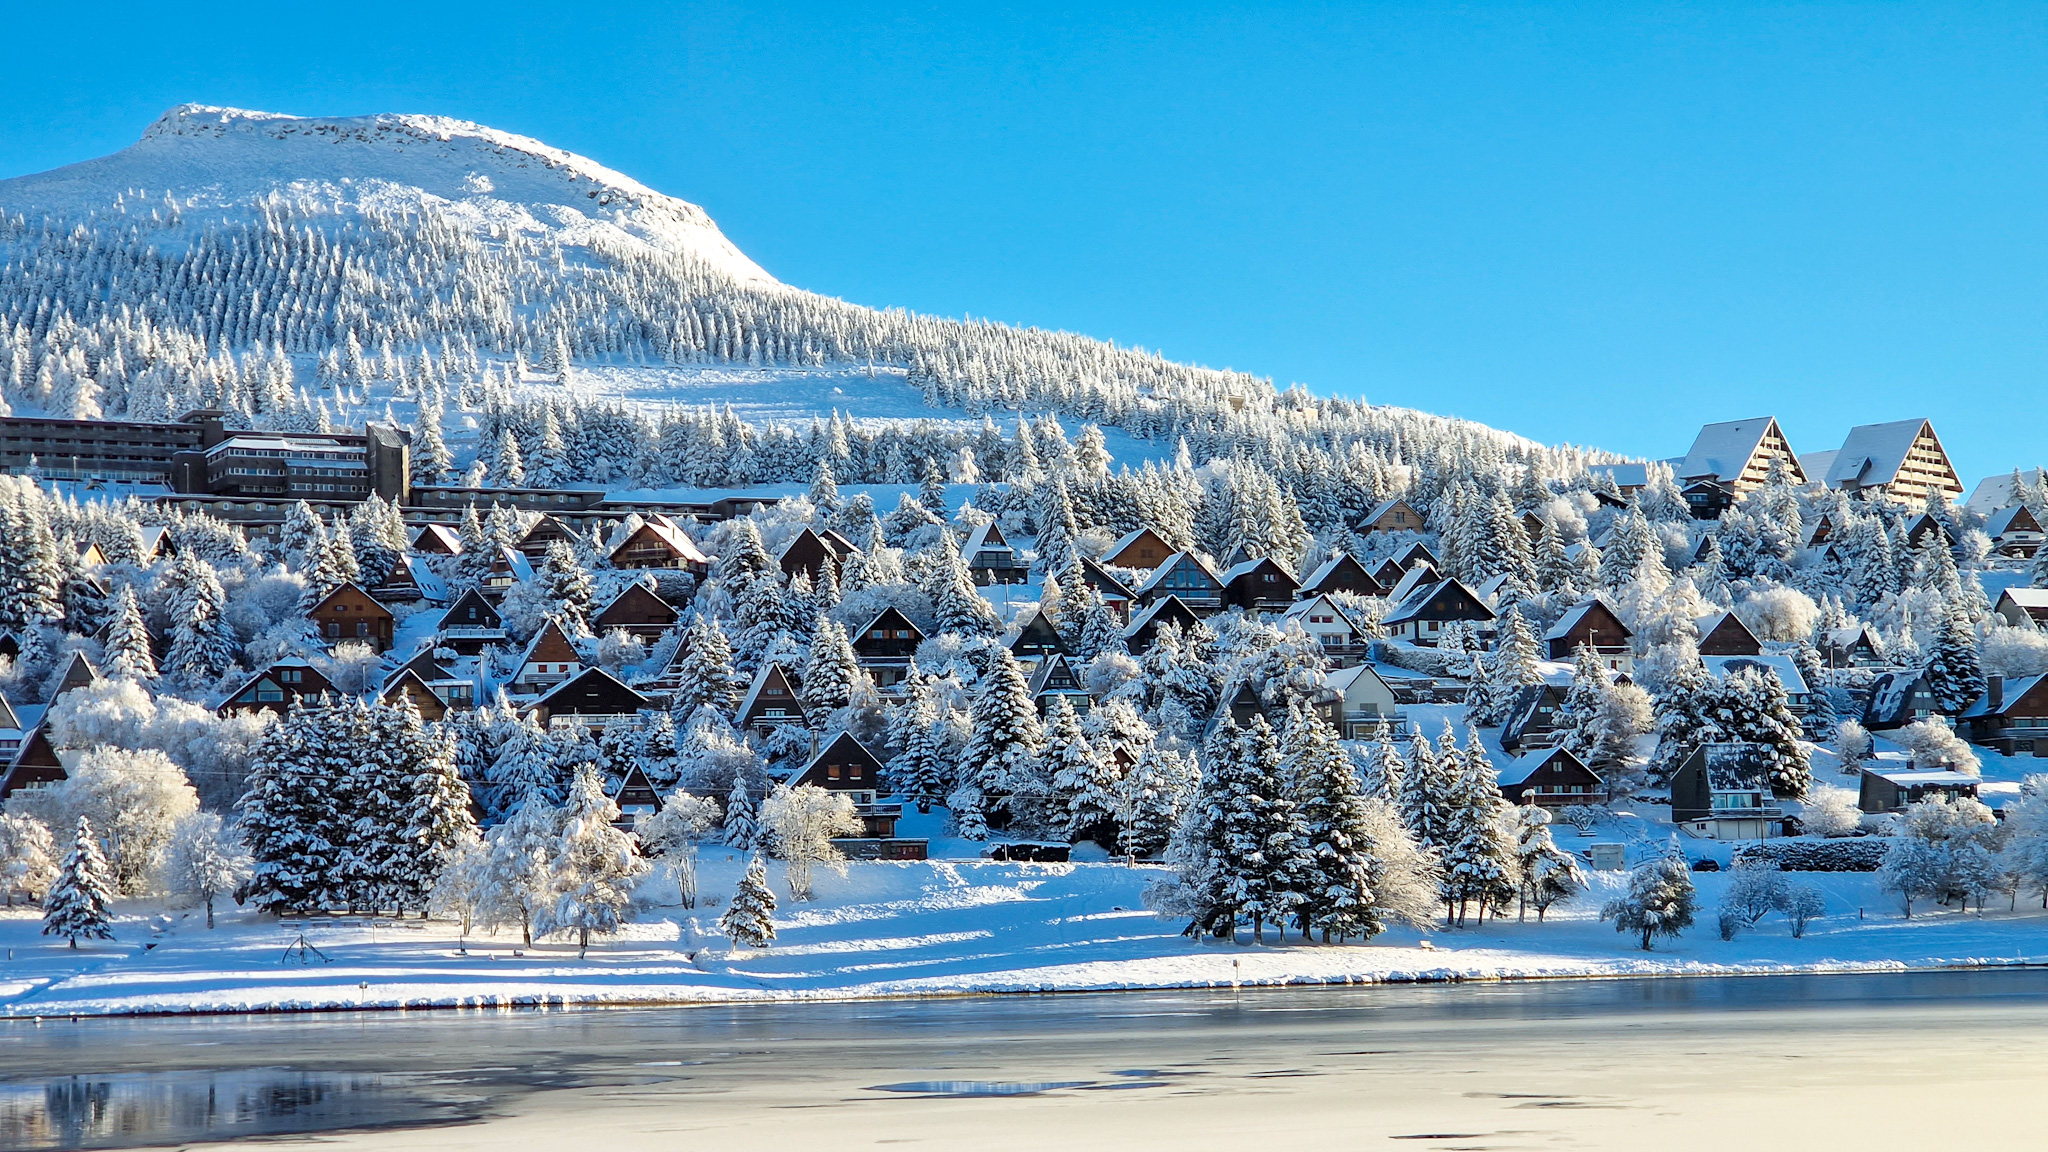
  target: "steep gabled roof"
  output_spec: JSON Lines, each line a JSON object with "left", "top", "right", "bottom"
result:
{"left": 1134, "top": 551, "right": 1222, "bottom": 597}
{"left": 1027, "top": 652, "right": 1085, "bottom": 696}
{"left": 1703, "top": 653, "right": 1808, "bottom": 695}
{"left": 1299, "top": 552, "right": 1381, "bottom": 597}
{"left": 0, "top": 693, "right": 17, "bottom": 731}
{"left": 439, "top": 587, "right": 503, "bottom": 631}
{"left": 1543, "top": 597, "right": 1634, "bottom": 644}
{"left": 307, "top": 581, "right": 390, "bottom": 618}
{"left": 1960, "top": 673, "right": 2048, "bottom": 719}
{"left": 854, "top": 606, "right": 925, "bottom": 647}
{"left": 1079, "top": 557, "right": 1136, "bottom": 600}
{"left": 592, "top": 582, "right": 678, "bottom": 628}
{"left": 1986, "top": 504, "right": 2043, "bottom": 537}
{"left": 1282, "top": 594, "right": 1362, "bottom": 634}
{"left": 1686, "top": 742, "right": 1774, "bottom": 791}
{"left": 1497, "top": 745, "right": 1599, "bottom": 788}
{"left": 519, "top": 618, "right": 581, "bottom": 666}
{"left": 1220, "top": 556, "right": 1297, "bottom": 586}
{"left": 1381, "top": 577, "right": 1498, "bottom": 627}
{"left": 491, "top": 544, "right": 535, "bottom": 582}
{"left": 1966, "top": 468, "right": 2048, "bottom": 515}
{"left": 412, "top": 523, "right": 464, "bottom": 555}
{"left": 1104, "top": 527, "right": 1174, "bottom": 568}
{"left": 793, "top": 730, "right": 886, "bottom": 787}
{"left": 1384, "top": 561, "right": 1441, "bottom": 607}
{"left": 961, "top": 520, "right": 1011, "bottom": 557}
{"left": 1823, "top": 418, "right": 1947, "bottom": 490}
{"left": 529, "top": 666, "right": 651, "bottom": 714}
{"left": 610, "top": 515, "right": 711, "bottom": 566}
{"left": 737, "top": 661, "right": 806, "bottom": 724}
{"left": 1123, "top": 595, "right": 1202, "bottom": 639}
{"left": 1678, "top": 417, "right": 1802, "bottom": 484}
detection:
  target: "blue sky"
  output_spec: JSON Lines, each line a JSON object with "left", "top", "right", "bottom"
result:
{"left": 3, "top": 2, "right": 2044, "bottom": 483}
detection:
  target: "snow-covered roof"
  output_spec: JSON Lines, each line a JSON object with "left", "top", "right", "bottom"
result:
{"left": 1587, "top": 463, "right": 1649, "bottom": 490}
{"left": 1133, "top": 551, "right": 1219, "bottom": 597}
{"left": 1959, "top": 673, "right": 2048, "bottom": 718}
{"left": 1322, "top": 663, "right": 1394, "bottom": 701}
{"left": 735, "top": 661, "right": 803, "bottom": 722}
{"left": 1797, "top": 450, "right": 1839, "bottom": 484}
{"left": 1985, "top": 504, "right": 2042, "bottom": 537}
{"left": 1862, "top": 767, "right": 1979, "bottom": 787}
{"left": 1967, "top": 468, "right": 2048, "bottom": 515}
{"left": 1677, "top": 418, "right": 1791, "bottom": 484}
{"left": 1496, "top": 746, "right": 1596, "bottom": 788}
{"left": 1384, "top": 562, "right": 1439, "bottom": 608}
{"left": 1282, "top": 594, "right": 1360, "bottom": 631}
{"left": 1701, "top": 653, "right": 1808, "bottom": 695}
{"left": 1823, "top": 419, "right": 1939, "bottom": 490}
{"left": 1123, "top": 596, "right": 1195, "bottom": 638}
{"left": 961, "top": 520, "right": 1009, "bottom": 558}
{"left": 1690, "top": 742, "right": 1773, "bottom": 791}
{"left": 494, "top": 545, "right": 534, "bottom": 582}
{"left": 612, "top": 515, "right": 710, "bottom": 566}
{"left": 1999, "top": 587, "right": 2048, "bottom": 609}
{"left": 528, "top": 666, "right": 650, "bottom": 713}
{"left": 1219, "top": 556, "right": 1292, "bottom": 585}
{"left": 1381, "top": 577, "right": 1497, "bottom": 627}
{"left": 1541, "top": 598, "right": 1629, "bottom": 642}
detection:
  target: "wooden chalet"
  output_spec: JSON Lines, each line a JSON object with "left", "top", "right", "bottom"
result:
{"left": 1104, "top": 527, "right": 1175, "bottom": 571}
{"left": 379, "top": 651, "right": 474, "bottom": 720}
{"left": 0, "top": 724, "right": 65, "bottom": 799}
{"left": 516, "top": 515, "right": 581, "bottom": 560}
{"left": 483, "top": 544, "right": 534, "bottom": 599}
{"left": 135, "top": 526, "right": 173, "bottom": 564}
{"left": 526, "top": 667, "right": 650, "bottom": 729}
{"left": 1298, "top": 552, "right": 1384, "bottom": 599}
{"left": 1221, "top": 556, "right": 1299, "bottom": 612}
{"left": 1380, "top": 577, "right": 1496, "bottom": 646}
{"left": 1675, "top": 417, "right": 1804, "bottom": 497}
{"left": 1134, "top": 551, "right": 1223, "bottom": 613}
{"left": 1994, "top": 587, "right": 2048, "bottom": 630}
{"left": 962, "top": 521, "right": 1029, "bottom": 586}
{"left": 1500, "top": 682, "right": 1570, "bottom": 754}
{"left": 591, "top": 582, "right": 678, "bottom": 641}
{"left": 1007, "top": 609, "right": 1069, "bottom": 663}
{"left": 412, "top": 523, "right": 464, "bottom": 556}
{"left": 1497, "top": 746, "right": 1604, "bottom": 808}
{"left": 382, "top": 667, "right": 452, "bottom": 722}
{"left": 778, "top": 527, "right": 853, "bottom": 582}
{"left": 1370, "top": 557, "right": 1410, "bottom": 588}
{"left": 75, "top": 541, "right": 109, "bottom": 569}
{"left": 1696, "top": 611, "right": 1764, "bottom": 657}
{"left": 51, "top": 651, "right": 103, "bottom": 698}
{"left": 1392, "top": 542, "right": 1441, "bottom": 573}
{"left": 787, "top": 731, "right": 926, "bottom": 859}
{"left": 1027, "top": 653, "right": 1090, "bottom": 716}
{"left": 308, "top": 582, "right": 395, "bottom": 652}
{"left": 1543, "top": 598, "right": 1634, "bottom": 669}
{"left": 1858, "top": 766, "right": 1981, "bottom": 814}
{"left": 1959, "top": 674, "right": 2048, "bottom": 757}
{"left": 1670, "top": 742, "right": 1783, "bottom": 840}
{"left": 851, "top": 607, "right": 924, "bottom": 690}
{"left": 1902, "top": 513, "right": 1949, "bottom": 551}
{"left": 1987, "top": 504, "right": 2045, "bottom": 559}
{"left": 514, "top": 618, "right": 584, "bottom": 693}
{"left": 736, "top": 662, "right": 807, "bottom": 737}
{"left": 609, "top": 515, "right": 711, "bottom": 572}
{"left": 1079, "top": 558, "right": 1137, "bottom": 620}
{"left": 1863, "top": 670, "right": 1937, "bottom": 731}
{"left": 217, "top": 659, "right": 336, "bottom": 717}
{"left": 1820, "top": 623, "right": 1887, "bottom": 669}
{"left": 437, "top": 588, "right": 508, "bottom": 654}
{"left": 1123, "top": 595, "right": 1202, "bottom": 654}
{"left": 1359, "top": 499, "right": 1424, "bottom": 534}
{"left": 1282, "top": 595, "right": 1367, "bottom": 659}
{"left": 1814, "top": 418, "right": 1963, "bottom": 505}
{"left": 1323, "top": 664, "right": 1403, "bottom": 739}
{"left": 0, "top": 694, "right": 23, "bottom": 762}
{"left": 611, "top": 764, "right": 664, "bottom": 828}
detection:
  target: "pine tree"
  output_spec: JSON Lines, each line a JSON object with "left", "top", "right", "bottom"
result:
{"left": 1558, "top": 643, "right": 1610, "bottom": 761}
{"left": 1923, "top": 602, "right": 1986, "bottom": 717}
{"left": 1438, "top": 729, "right": 1514, "bottom": 926}
{"left": 479, "top": 795, "right": 558, "bottom": 946}
{"left": 1511, "top": 805, "right": 1585, "bottom": 922}
{"left": 1397, "top": 728, "right": 1455, "bottom": 853}
{"left": 538, "top": 764, "right": 648, "bottom": 954}
{"left": 161, "top": 552, "right": 237, "bottom": 684}
{"left": 1044, "top": 695, "right": 1119, "bottom": 845}
{"left": 238, "top": 699, "right": 345, "bottom": 913}
{"left": 1710, "top": 668, "right": 1813, "bottom": 797}
{"left": 41, "top": 817, "right": 115, "bottom": 947}
{"left": 808, "top": 459, "right": 841, "bottom": 512}
{"left": 930, "top": 533, "right": 1000, "bottom": 637}
{"left": 537, "top": 540, "right": 595, "bottom": 629}
{"left": 800, "top": 616, "right": 861, "bottom": 716}
{"left": 1118, "top": 743, "right": 1196, "bottom": 858}
{"left": 1178, "top": 716, "right": 1312, "bottom": 942}
{"left": 956, "top": 646, "right": 1045, "bottom": 832}
{"left": 724, "top": 777, "right": 760, "bottom": 850}
{"left": 1603, "top": 852, "right": 1697, "bottom": 950}
{"left": 102, "top": 584, "right": 156, "bottom": 681}
{"left": 720, "top": 854, "right": 778, "bottom": 948}
{"left": 1284, "top": 709, "right": 1386, "bottom": 942}
{"left": 671, "top": 614, "right": 744, "bottom": 720}
{"left": 488, "top": 712, "right": 561, "bottom": 820}
{"left": 386, "top": 697, "right": 478, "bottom": 913}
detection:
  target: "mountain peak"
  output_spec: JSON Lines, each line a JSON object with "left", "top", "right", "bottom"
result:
{"left": 4, "top": 105, "right": 775, "bottom": 285}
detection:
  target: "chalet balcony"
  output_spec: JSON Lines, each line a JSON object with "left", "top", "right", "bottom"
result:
{"left": 1341, "top": 711, "right": 1410, "bottom": 740}
{"left": 547, "top": 711, "right": 643, "bottom": 728}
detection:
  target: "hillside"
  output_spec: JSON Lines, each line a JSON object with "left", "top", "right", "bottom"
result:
{"left": 0, "top": 105, "right": 1594, "bottom": 484}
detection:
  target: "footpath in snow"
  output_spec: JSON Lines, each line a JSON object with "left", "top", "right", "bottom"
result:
{"left": 4, "top": 855, "right": 2046, "bottom": 1018}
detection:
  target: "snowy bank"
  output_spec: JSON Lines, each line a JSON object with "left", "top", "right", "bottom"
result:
{"left": 5, "top": 857, "right": 2047, "bottom": 1018}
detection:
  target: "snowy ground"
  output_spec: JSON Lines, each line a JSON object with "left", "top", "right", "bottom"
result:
{"left": 5, "top": 851, "right": 2045, "bottom": 1018}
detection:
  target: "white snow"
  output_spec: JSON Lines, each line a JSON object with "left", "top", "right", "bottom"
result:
{"left": 5, "top": 850, "right": 2045, "bottom": 1018}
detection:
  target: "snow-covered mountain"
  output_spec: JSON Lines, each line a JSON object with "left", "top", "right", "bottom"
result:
{"left": 0, "top": 105, "right": 1603, "bottom": 484}
{"left": 4, "top": 104, "right": 773, "bottom": 284}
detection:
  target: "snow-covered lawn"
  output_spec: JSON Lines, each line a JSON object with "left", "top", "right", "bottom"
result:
{"left": 5, "top": 854, "right": 2045, "bottom": 1018}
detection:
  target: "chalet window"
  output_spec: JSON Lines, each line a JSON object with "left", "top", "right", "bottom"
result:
{"left": 257, "top": 686, "right": 284, "bottom": 702}
{"left": 281, "top": 669, "right": 302, "bottom": 684}
{"left": 827, "top": 764, "right": 842, "bottom": 779}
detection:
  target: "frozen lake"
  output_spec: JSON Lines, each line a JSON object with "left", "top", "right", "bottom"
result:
{"left": 5, "top": 971, "right": 2048, "bottom": 1150}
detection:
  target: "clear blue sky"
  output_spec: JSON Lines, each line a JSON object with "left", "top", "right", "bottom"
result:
{"left": 4, "top": 2, "right": 2044, "bottom": 484}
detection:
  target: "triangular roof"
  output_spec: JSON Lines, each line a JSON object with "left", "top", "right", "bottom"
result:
{"left": 592, "top": 582, "right": 678, "bottom": 628}
{"left": 737, "top": 661, "right": 806, "bottom": 724}
{"left": 962, "top": 520, "right": 1010, "bottom": 556}
{"left": 1678, "top": 417, "right": 1804, "bottom": 485}
{"left": 1363, "top": 498, "right": 1422, "bottom": 524}
{"left": 383, "top": 649, "right": 456, "bottom": 690}
{"left": 1966, "top": 468, "right": 2048, "bottom": 515}
{"left": 53, "top": 651, "right": 102, "bottom": 695}
{"left": 1683, "top": 742, "right": 1774, "bottom": 791}
{"left": 1961, "top": 673, "right": 2048, "bottom": 719}
{"left": 1282, "top": 594, "right": 1362, "bottom": 634}
{"left": 1027, "top": 652, "right": 1085, "bottom": 696}
{"left": 307, "top": 581, "right": 391, "bottom": 618}
{"left": 1104, "top": 527, "right": 1175, "bottom": 568}
{"left": 792, "top": 730, "right": 887, "bottom": 788}
{"left": 216, "top": 658, "right": 335, "bottom": 710}
{"left": 412, "top": 523, "right": 464, "bottom": 555}
{"left": 1382, "top": 577, "right": 1498, "bottom": 627}
{"left": 1696, "top": 610, "right": 1762, "bottom": 653}
{"left": 1134, "top": 551, "right": 1222, "bottom": 597}
{"left": 0, "top": 693, "right": 17, "bottom": 731}
{"left": 380, "top": 667, "right": 447, "bottom": 711}
{"left": 491, "top": 545, "right": 535, "bottom": 582}
{"left": 1123, "top": 595, "right": 1203, "bottom": 640}
{"left": 1321, "top": 662, "right": 1395, "bottom": 700}
{"left": 520, "top": 618, "right": 581, "bottom": 666}
{"left": 439, "top": 587, "right": 502, "bottom": 631}
{"left": 1497, "top": 745, "right": 1599, "bottom": 788}
{"left": 854, "top": 606, "right": 925, "bottom": 646}
{"left": 529, "top": 665, "right": 651, "bottom": 714}
{"left": 1702, "top": 653, "right": 1809, "bottom": 696}
{"left": 1384, "top": 562, "right": 1442, "bottom": 608}
{"left": 1986, "top": 504, "right": 2043, "bottom": 537}
{"left": 1997, "top": 587, "right": 2048, "bottom": 610}
{"left": 1393, "top": 542, "right": 1441, "bottom": 570}
{"left": 517, "top": 515, "right": 580, "bottom": 552}
{"left": 1079, "top": 557, "right": 1136, "bottom": 600}
{"left": 1823, "top": 419, "right": 1951, "bottom": 491}
{"left": 1007, "top": 609, "right": 1069, "bottom": 657}
{"left": 1300, "top": 552, "right": 1382, "bottom": 597}
{"left": 1220, "top": 556, "right": 1297, "bottom": 586}
{"left": 611, "top": 763, "right": 664, "bottom": 815}
{"left": 610, "top": 515, "right": 711, "bottom": 567}
{"left": 1543, "top": 597, "right": 1634, "bottom": 643}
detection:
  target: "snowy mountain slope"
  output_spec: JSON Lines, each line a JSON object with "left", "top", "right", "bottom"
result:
{"left": 1, "top": 104, "right": 773, "bottom": 284}
{"left": 0, "top": 105, "right": 1608, "bottom": 481}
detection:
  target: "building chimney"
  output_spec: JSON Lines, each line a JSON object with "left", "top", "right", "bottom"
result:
{"left": 1989, "top": 675, "right": 2005, "bottom": 712}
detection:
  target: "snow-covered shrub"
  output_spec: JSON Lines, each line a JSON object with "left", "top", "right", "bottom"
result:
{"left": 1719, "top": 859, "right": 1788, "bottom": 927}
{"left": 1893, "top": 716, "right": 1980, "bottom": 775}
{"left": 1799, "top": 785, "right": 1863, "bottom": 838}
{"left": 1558, "top": 804, "right": 1606, "bottom": 834}
{"left": 1735, "top": 587, "right": 1820, "bottom": 643}
{"left": 1781, "top": 883, "right": 1825, "bottom": 937}
{"left": 1735, "top": 839, "right": 1889, "bottom": 872}
{"left": 759, "top": 783, "right": 859, "bottom": 901}
{"left": 9, "top": 747, "right": 199, "bottom": 894}
{"left": 1601, "top": 854, "right": 1697, "bottom": 951}
{"left": 1980, "top": 625, "right": 2048, "bottom": 680}
{"left": 1836, "top": 720, "right": 1874, "bottom": 771}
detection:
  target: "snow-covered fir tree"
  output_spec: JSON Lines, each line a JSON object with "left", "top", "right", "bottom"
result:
{"left": 42, "top": 817, "right": 116, "bottom": 948}
{"left": 721, "top": 854, "right": 779, "bottom": 948}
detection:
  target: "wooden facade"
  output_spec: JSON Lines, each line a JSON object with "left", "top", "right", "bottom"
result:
{"left": 308, "top": 582, "right": 395, "bottom": 652}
